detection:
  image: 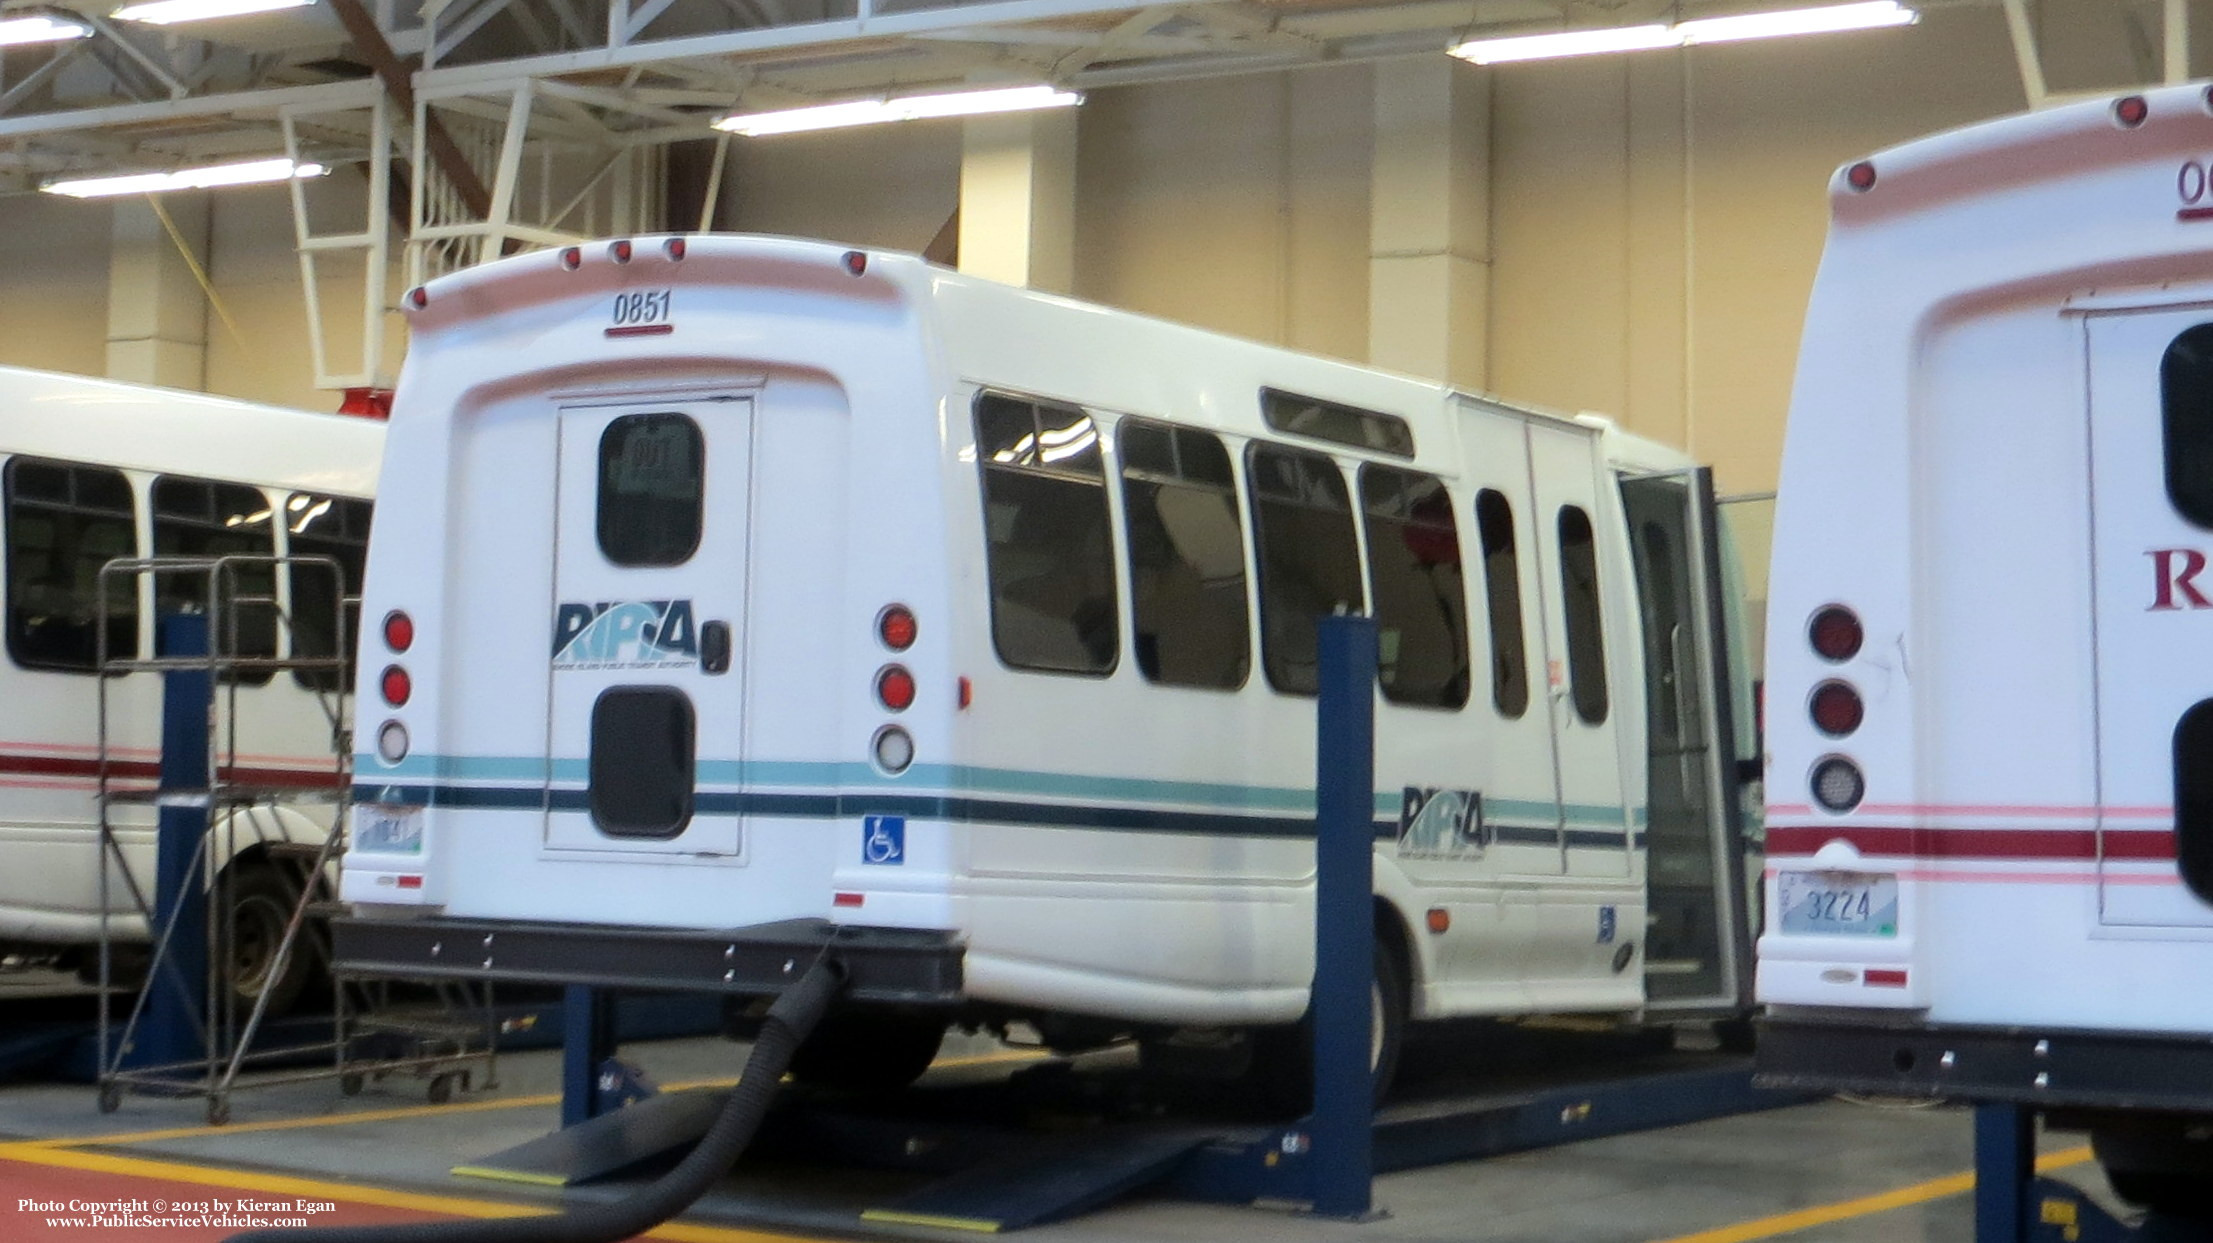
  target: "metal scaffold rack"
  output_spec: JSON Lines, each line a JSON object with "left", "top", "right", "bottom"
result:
{"left": 89, "top": 553, "right": 496, "bottom": 1125}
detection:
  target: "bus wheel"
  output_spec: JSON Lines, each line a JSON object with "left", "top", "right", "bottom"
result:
{"left": 787, "top": 1012, "right": 946, "bottom": 1094}
{"left": 1249, "top": 936, "right": 1409, "bottom": 1114}
{"left": 217, "top": 863, "right": 312, "bottom": 1019}
{"left": 2107, "top": 1169, "right": 2213, "bottom": 1216}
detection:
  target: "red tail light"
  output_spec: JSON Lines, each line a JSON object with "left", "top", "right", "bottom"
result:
{"left": 380, "top": 665, "right": 412, "bottom": 707}
{"left": 1810, "top": 681, "right": 1864, "bottom": 737}
{"left": 878, "top": 605, "right": 917, "bottom": 651}
{"left": 383, "top": 610, "right": 414, "bottom": 653}
{"left": 876, "top": 665, "right": 915, "bottom": 712}
{"left": 1809, "top": 606, "right": 1863, "bottom": 662}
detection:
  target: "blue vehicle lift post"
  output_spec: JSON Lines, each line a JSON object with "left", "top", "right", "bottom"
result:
{"left": 1306, "top": 613, "right": 1380, "bottom": 1220}
{"left": 143, "top": 612, "right": 214, "bottom": 1069}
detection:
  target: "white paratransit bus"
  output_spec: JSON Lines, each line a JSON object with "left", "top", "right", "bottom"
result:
{"left": 336, "top": 233, "right": 1762, "bottom": 1093}
{"left": 1756, "top": 83, "right": 2213, "bottom": 1207}
{"left": 0, "top": 366, "right": 379, "bottom": 1013}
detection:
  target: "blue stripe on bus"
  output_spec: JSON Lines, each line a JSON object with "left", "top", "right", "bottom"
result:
{"left": 349, "top": 783, "right": 1643, "bottom": 849}
{"left": 354, "top": 753, "right": 1640, "bottom": 832}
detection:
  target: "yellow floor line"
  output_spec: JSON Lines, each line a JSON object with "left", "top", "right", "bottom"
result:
{"left": 28, "top": 1048, "right": 1056, "bottom": 1149}
{"left": 1649, "top": 1145, "right": 2096, "bottom": 1243}
{"left": 0, "top": 1141, "right": 824, "bottom": 1243}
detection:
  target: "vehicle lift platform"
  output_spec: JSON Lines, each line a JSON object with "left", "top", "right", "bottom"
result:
{"left": 446, "top": 1024, "right": 1798, "bottom": 1234}
{"left": 336, "top": 617, "right": 1810, "bottom": 1233}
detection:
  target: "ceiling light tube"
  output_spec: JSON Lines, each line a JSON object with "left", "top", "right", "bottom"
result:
{"left": 111, "top": 0, "right": 314, "bottom": 25}
{"left": 716, "top": 84, "right": 1081, "bottom": 137}
{"left": 0, "top": 15, "right": 91, "bottom": 44}
{"left": 43, "top": 157, "right": 327, "bottom": 198}
{"left": 1449, "top": 1, "right": 1916, "bottom": 64}
{"left": 1678, "top": 0, "right": 1916, "bottom": 43}
{"left": 1450, "top": 24, "right": 1677, "bottom": 64}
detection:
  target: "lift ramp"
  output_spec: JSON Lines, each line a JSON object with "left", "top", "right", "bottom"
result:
{"left": 452, "top": 1035, "right": 1807, "bottom": 1232}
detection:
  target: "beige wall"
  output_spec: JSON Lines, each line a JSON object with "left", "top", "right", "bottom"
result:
{"left": 0, "top": 16, "right": 2093, "bottom": 495}
{"left": 0, "top": 193, "right": 112, "bottom": 383}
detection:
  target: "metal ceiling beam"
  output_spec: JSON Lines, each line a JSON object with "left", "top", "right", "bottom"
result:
{"left": 328, "top": 0, "right": 493, "bottom": 219}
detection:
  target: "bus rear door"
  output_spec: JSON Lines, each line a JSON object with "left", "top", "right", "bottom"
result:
{"left": 545, "top": 395, "right": 751, "bottom": 859}
{"left": 2087, "top": 305, "right": 2213, "bottom": 929}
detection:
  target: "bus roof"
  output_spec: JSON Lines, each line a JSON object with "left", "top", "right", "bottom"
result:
{"left": 0, "top": 365, "right": 380, "bottom": 498}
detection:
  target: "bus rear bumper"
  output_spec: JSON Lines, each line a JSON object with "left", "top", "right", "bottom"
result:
{"left": 1756, "top": 1016, "right": 2213, "bottom": 1113}
{"left": 330, "top": 914, "right": 964, "bottom": 1005}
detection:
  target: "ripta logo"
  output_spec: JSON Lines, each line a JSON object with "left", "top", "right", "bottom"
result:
{"left": 1397, "top": 787, "right": 1488, "bottom": 860}
{"left": 552, "top": 599, "right": 698, "bottom": 669}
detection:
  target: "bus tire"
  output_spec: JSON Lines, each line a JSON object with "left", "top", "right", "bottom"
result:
{"left": 1249, "top": 934, "right": 1409, "bottom": 1115}
{"left": 787, "top": 1011, "right": 946, "bottom": 1094}
{"left": 216, "top": 862, "right": 312, "bottom": 1020}
{"left": 2106, "top": 1169, "right": 2213, "bottom": 1216}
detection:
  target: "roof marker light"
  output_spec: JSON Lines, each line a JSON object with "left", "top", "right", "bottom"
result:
{"left": 407, "top": 287, "right": 427, "bottom": 309}
{"left": 560, "top": 247, "right": 581, "bottom": 270}
{"left": 1846, "top": 161, "right": 1878, "bottom": 192}
{"left": 843, "top": 251, "right": 867, "bottom": 276}
{"left": 2115, "top": 95, "right": 2149, "bottom": 128}
{"left": 610, "top": 239, "right": 633, "bottom": 264}
{"left": 664, "top": 237, "right": 687, "bottom": 261}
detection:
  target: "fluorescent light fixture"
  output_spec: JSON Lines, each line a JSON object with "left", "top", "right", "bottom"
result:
{"left": 1450, "top": 1, "right": 1916, "bottom": 64}
{"left": 1451, "top": 24, "right": 1677, "bottom": 64}
{"left": 0, "top": 14, "right": 91, "bottom": 44}
{"left": 716, "top": 84, "right": 1081, "bottom": 137}
{"left": 111, "top": 0, "right": 313, "bottom": 25}
{"left": 43, "top": 157, "right": 327, "bottom": 198}
{"left": 1678, "top": 0, "right": 1916, "bottom": 43}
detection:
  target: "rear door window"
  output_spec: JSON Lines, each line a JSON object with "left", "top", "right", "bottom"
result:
{"left": 598, "top": 413, "right": 704, "bottom": 567}
{"left": 590, "top": 686, "right": 696, "bottom": 838}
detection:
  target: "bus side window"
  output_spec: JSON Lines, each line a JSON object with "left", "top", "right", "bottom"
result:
{"left": 975, "top": 392, "right": 1119, "bottom": 676}
{"left": 285, "top": 493, "right": 372, "bottom": 691}
{"left": 151, "top": 476, "right": 279, "bottom": 682}
{"left": 1248, "top": 443, "right": 1363, "bottom": 696}
{"left": 1118, "top": 419, "right": 1249, "bottom": 690}
{"left": 1557, "top": 504, "right": 1609, "bottom": 724}
{"left": 1475, "top": 489, "right": 1530, "bottom": 719}
{"left": 2161, "top": 324, "right": 2213, "bottom": 528}
{"left": 1359, "top": 465, "right": 1469, "bottom": 709}
{"left": 2175, "top": 700, "right": 2213, "bottom": 906}
{"left": 3, "top": 457, "right": 139, "bottom": 673}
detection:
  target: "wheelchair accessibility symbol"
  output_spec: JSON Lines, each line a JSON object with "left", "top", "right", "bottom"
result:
{"left": 863, "top": 815, "right": 905, "bottom": 865}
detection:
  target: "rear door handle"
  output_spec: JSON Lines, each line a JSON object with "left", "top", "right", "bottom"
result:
{"left": 700, "top": 620, "right": 731, "bottom": 675}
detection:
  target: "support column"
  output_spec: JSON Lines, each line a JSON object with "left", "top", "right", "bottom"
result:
{"left": 956, "top": 109, "right": 1076, "bottom": 293}
{"left": 1368, "top": 58, "right": 1489, "bottom": 391}
{"left": 107, "top": 196, "right": 210, "bottom": 390}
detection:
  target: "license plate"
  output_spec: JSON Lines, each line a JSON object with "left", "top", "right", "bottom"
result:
{"left": 1778, "top": 871, "right": 1898, "bottom": 936}
{"left": 353, "top": 804, "right": 424, "bottom": 855}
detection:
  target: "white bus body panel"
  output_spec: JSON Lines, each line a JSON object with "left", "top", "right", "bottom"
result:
{"left": 1760, "top": 85, "right": 2213, "bottom": 1034}
{"left": 348, "top": 236, "right": 1750, "bottom": 1029}
{"left": 0, "top": 368, "right": 379, "bottom": 948}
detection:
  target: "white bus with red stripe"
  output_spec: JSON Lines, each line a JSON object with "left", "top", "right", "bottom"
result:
{"left": 0, "top": 366, "right": 379, "bottom": 1013}
{"left": 1756, "top": 84, "right": 2213, "bottom": 1208}
{"left": 336, "top": 234, "right": 1764, "bottom": 1095}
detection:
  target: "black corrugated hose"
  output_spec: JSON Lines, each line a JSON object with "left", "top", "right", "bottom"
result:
{"left": 223, "top": 957, "right": 847, "bottom": 1243}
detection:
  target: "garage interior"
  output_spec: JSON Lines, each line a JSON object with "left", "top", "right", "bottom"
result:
{"left": 0, "top": 1, "right": 2198, "bottom": 1240}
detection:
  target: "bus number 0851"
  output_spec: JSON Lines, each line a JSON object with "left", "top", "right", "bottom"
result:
{"left": 612, "top": 290, "right": 672, "bottom": 326}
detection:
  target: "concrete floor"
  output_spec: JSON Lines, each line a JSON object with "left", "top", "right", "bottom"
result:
{"left": 0, "top": 1000, "right": 2127, "bottom": 1243}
